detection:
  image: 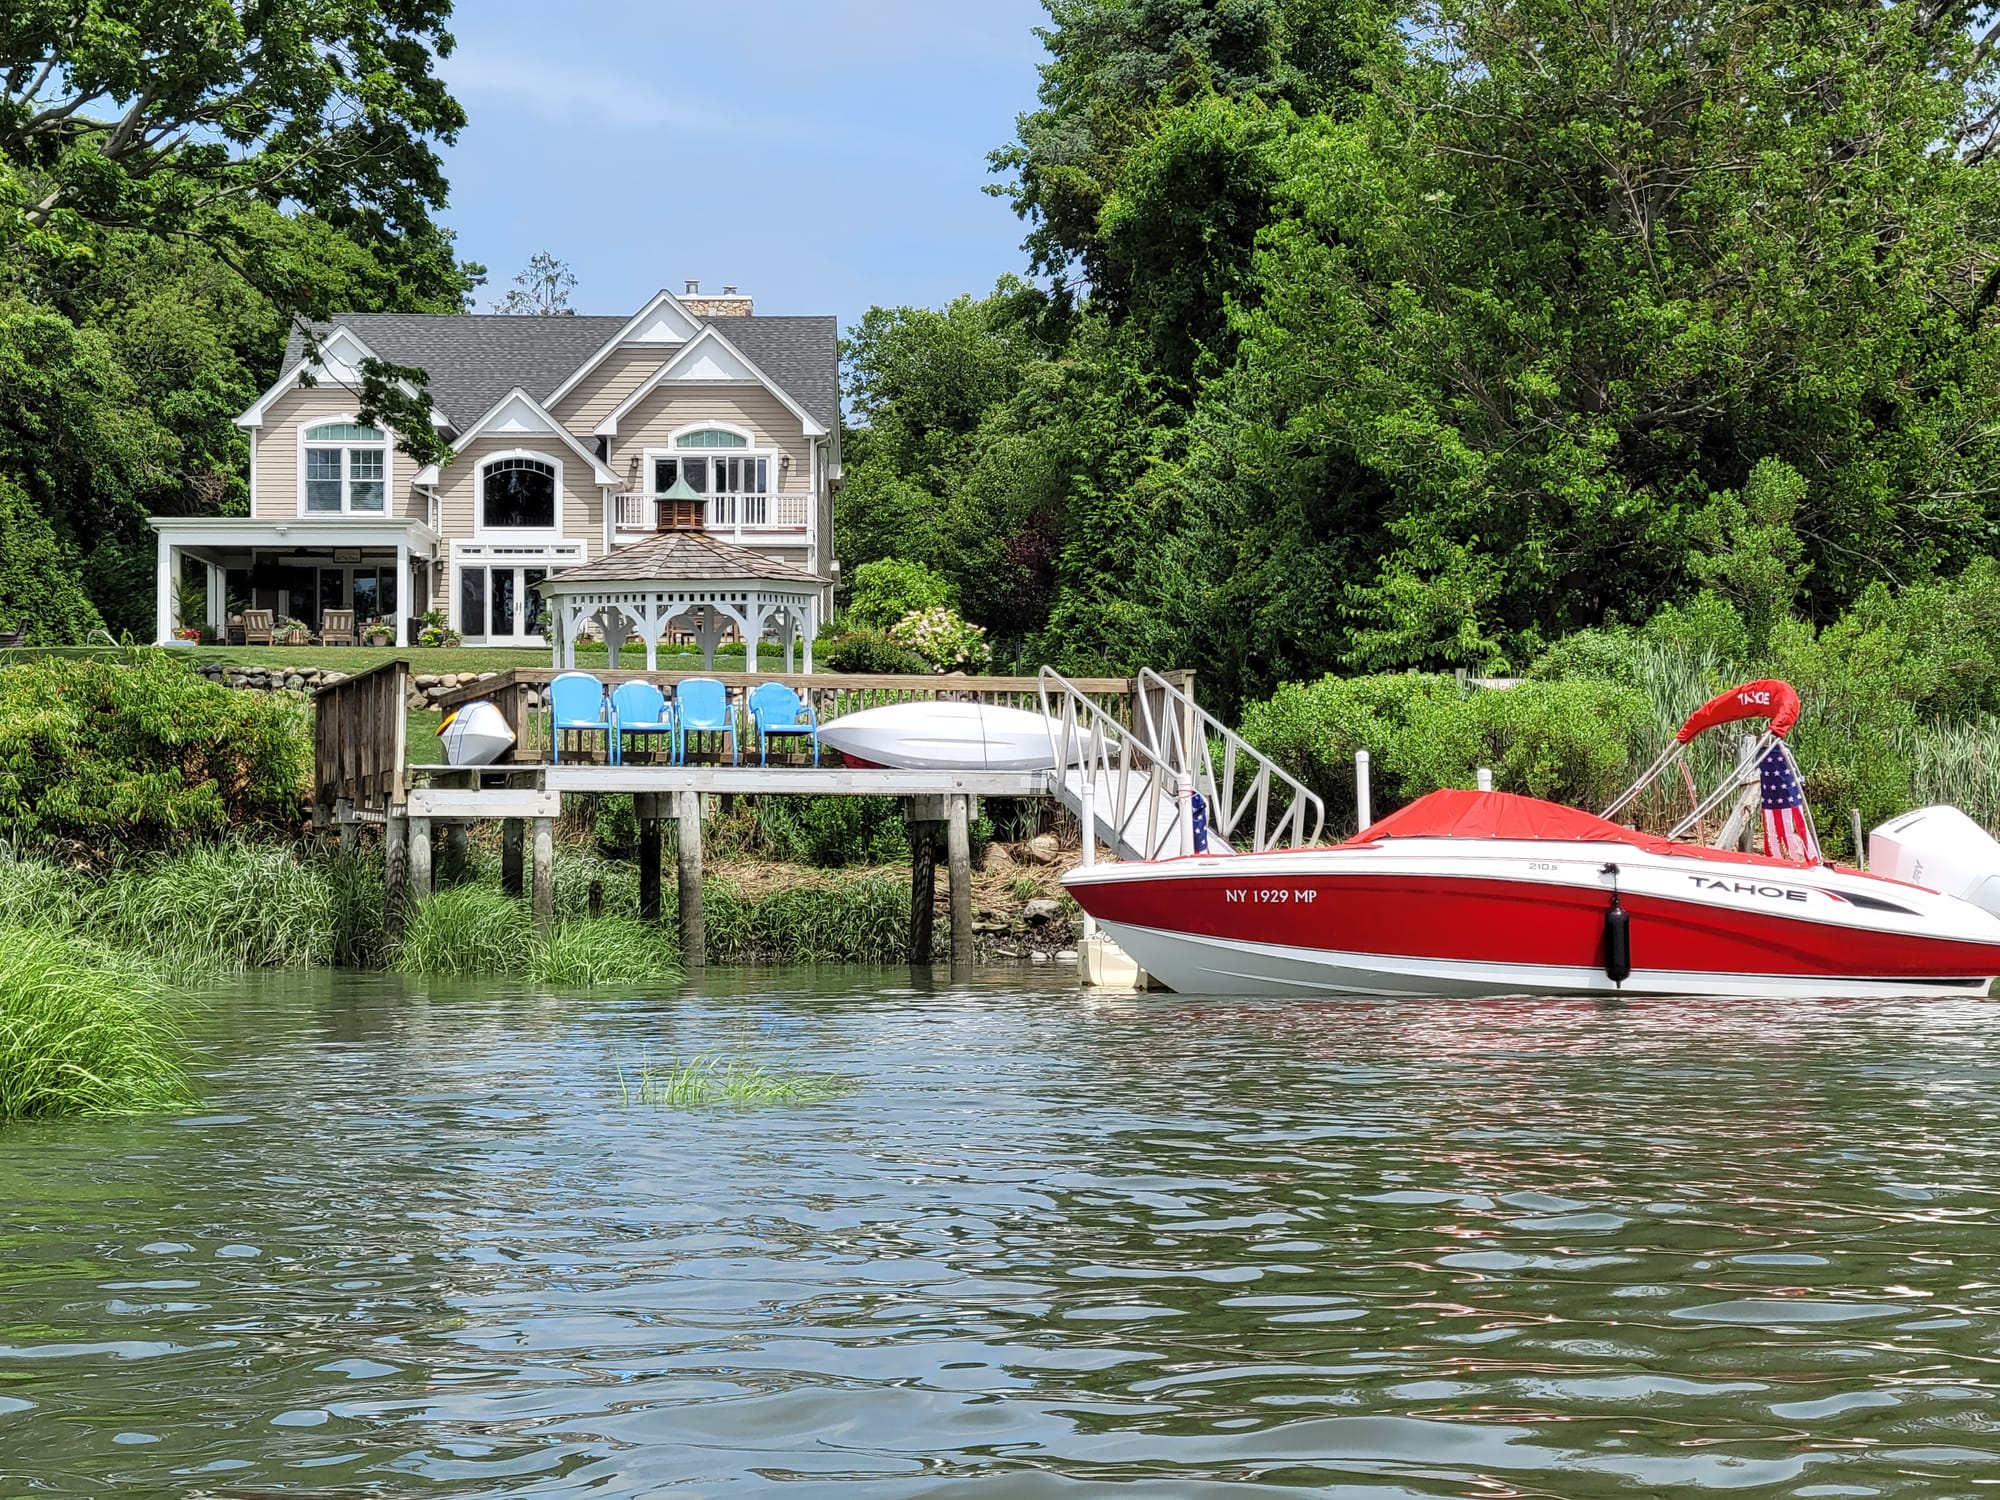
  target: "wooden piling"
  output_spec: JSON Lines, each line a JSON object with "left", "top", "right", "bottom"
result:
{"left": 636, "top": 792, "right": 663, "bottom": 923}
{"left": 384, "top": 814, "right": 409, "bottom": 946}
{"left": 409, "top": 816, "right": 433, "bottom": 901}
{"left": 531, "top": 817, "right": 554, "bottom": 930}
{"left": 501, "top": 819, "right": 524, "bottom": 896}
{"left": 906, "top": 800, "right": 939, "bottom": 966}
{"left": 676, "top": 789, "right": 705, "bottom": 968}
{"left": 947, "top": 793, "right": 973, "bottom": 968}
{"left": 439, "top": 821, "right": 469, "bottom": 886}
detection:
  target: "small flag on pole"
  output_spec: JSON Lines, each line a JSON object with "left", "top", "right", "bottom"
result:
{"left": 1758, "top": 742, "right": 1821, "bottom": 863}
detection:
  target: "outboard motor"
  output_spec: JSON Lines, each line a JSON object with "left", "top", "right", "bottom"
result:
{"left": 1870, "top": 807, "right": 2000, "bottom": 918}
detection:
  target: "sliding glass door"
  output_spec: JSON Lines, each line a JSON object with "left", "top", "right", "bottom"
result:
{"left": 459, "top": 565, "right": 549, "bottom": 642}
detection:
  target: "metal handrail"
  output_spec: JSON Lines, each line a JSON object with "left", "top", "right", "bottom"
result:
{"left": 1037, "top": 667, "right": 1324, "bottom": 858}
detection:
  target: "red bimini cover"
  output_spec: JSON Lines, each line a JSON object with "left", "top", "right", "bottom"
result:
{"left": 1340, "top": 789, "right": 1659, "bottom": 849}
{"left": 1675, "top": 679, "right": 1801, "bottom": 743}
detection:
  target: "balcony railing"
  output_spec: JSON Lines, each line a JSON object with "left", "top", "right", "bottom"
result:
{"left": 614, "top": 492, "right": 811, "bottom": 535}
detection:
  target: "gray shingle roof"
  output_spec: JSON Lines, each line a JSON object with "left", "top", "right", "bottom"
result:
{"left": 280, "top": 306, "right": 839, "bottom": 434}
{"left": 543, "top": 529, "right": 827, "bottom": 587}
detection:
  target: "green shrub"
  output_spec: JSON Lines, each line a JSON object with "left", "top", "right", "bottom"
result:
{"left": 0, "top": 652, "right": 309, "bottom": 851}
{"left": 533, "top": 918, "right": 681, "bottom": 988}
{"left": 844, "top": 557, "right": 958, "bottom": 631}
{"left": 813, "top": 627, "right": 929, "bottom": 674}
{"left": 395, "top": 884, "right": 537, "bottom": 979}
{"left": 1236, "top": 672, "right": 1463, "bottom": 830}
{"left": 0, "top": 926, "right": 191, "bottom": 1120}
{"left": 97, "top": 841, "right": 336, "bottom": 976}
{"left": 753, "top": 796, "right": 908, "bottom": 867}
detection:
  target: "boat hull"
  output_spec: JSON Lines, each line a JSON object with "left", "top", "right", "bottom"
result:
{"left": 438, "top": 700, "right": 515, "bottom": 767}
{"left": 1065, "top": 841, "right": 2000, "bottom": 999}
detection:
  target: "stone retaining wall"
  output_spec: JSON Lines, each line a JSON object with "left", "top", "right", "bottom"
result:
{"left": 192, "top": 662, "right": 543, "bottom": 713}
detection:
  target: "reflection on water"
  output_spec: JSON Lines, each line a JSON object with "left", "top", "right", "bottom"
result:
{"left": 4, "top": 970, "right": 2000, "bottom": 1495}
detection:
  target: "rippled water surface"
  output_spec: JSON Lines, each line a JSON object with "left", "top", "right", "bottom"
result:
{"left": 6, "top": 971, "right": 2000, "bottom": 1495}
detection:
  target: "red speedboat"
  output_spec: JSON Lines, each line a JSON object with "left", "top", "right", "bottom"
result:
{"left": 1064, "top": 681, "right": 2000, "bottom": 998}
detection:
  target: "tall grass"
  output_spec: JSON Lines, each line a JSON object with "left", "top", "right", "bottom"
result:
{"left": 751, "top": 878, "right": 909, "bottom": 964}
{"left": 394, "top": 884, "right": 537, "bottom": 979}
{"left": 534, "top": 918, "right": 681, "bottom": 987}
{"left": 0, "top": 851, "right": 86, "bottom": 935}
{"left": 0, "top": 926, "right": 192, "bottom": 1119}
{"left": 95, "top": 841, "right": 336, "bottom": 977}
{"left": 1901, "top": 716, "right": 2000, "bottom": 831}
{"left": 396, "top": 884, "right": 682, "bottom": 987}
{"left": 616, "top": 1056, "right": 848, "bottom": 1108}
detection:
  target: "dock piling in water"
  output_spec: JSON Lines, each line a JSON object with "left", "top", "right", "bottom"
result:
{"left": 676, "top": 790, "right": 705, "bottom": 968}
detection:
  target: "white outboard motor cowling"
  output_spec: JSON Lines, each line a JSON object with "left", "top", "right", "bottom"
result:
{"left": 1870, "top": 806, "right": 2000, "bottom": 919}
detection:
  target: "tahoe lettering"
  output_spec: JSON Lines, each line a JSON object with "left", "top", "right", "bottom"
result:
{"left": 1687, "top": 875, "right": 1807, "bottom": 903}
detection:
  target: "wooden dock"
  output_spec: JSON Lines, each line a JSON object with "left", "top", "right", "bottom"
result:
{"left": 314, "top": 662, "right": 1189, "bottom": 969}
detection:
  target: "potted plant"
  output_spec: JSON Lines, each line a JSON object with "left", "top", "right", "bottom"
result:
{"left": 274, "top": 615, "right": 314, "bottom": 647}
{"left": 171, "top": 625, "right": 202, "bottom": 644}
{"left": 364, "top": 618, "right": 393, "bottom": 647}
{"left": 416, "top": 607, "right": 462, "bottom": 648}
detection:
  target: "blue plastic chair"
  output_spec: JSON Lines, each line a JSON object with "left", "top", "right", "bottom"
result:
{"left": 748, "top": 681, "right": 820, "bottom": 766}
{"left": 610, "top": 680, "right": 673, "bottom": 766}
{"left": 673, "top": 677, "right": 738, "bottom": 765}
{"left": 548, "top": 672, "right": 611, "bottom": 764}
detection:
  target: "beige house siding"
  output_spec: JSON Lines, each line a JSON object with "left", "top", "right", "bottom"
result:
{"left": 251, "top": 382, "right": 407, "bottom": 519}
{"left": 431, "top": 434, "right": 603, "bottom": 545}
{"left": 549, "top": 344, "right": 669, "bottom": 432}
{"left": 604, "top": 384, "right": 812, "bottom": 496}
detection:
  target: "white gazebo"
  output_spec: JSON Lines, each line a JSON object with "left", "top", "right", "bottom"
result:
{"left": 536, "top": 527, "right": 827, "bottom": 672}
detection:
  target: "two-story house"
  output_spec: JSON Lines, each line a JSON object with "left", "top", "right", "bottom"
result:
{"left": 150, "top": 283, "right": 838, "bottom": 648}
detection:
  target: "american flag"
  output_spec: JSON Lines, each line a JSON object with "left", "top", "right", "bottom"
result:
{"left": 1759, "top": 742, "right": 1821, "bottom": 863}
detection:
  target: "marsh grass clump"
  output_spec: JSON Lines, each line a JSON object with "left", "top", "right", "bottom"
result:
{"left": 97, "top": 841, "right": 336, "bottom": 977}
{"left": 326, "top": 847, "right": 387, "bottom": 969}
{"left": 752, "top": 878, "right": 907, "bottom": 963}
{"left": 0, "top": 852, "right": 87, "bottom": 935}
{"left": 616, "top": 1055, "right": 849, "bottom": 1109}
{"left": 0, "top": 926, "right": 192, "bottom": 1120}
{"left": 533, "top": 917, "right": 681, "bottom": 988}
{"left": 394, "top": 883, "right": 537, "bottom": 978}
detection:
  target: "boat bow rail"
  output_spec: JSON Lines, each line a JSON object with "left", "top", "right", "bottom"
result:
{"left": 1037, "top": 667, "right": 1324, "bottom": 859}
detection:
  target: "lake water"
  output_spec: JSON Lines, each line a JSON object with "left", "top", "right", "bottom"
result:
{"left": 4, "top": 971, "right": 2000, "bottom": 1495}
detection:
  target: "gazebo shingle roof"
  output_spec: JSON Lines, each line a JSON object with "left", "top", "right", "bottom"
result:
{"left": 542, "top": 529, "right": 826, "bottom": 587}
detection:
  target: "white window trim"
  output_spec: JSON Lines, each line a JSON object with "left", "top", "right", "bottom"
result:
{"left": 473, "top": 448, "right": 565, "bottom": 540}
{"left": 446, "top": 538, "right": 585, "bottom": 642}
{"left": 297, "top": 415, "right": 394, "bottom": 518}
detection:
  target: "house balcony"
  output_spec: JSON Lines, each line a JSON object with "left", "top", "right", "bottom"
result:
{"left": 613, "top": 492, "right": 811, "bottom": 541}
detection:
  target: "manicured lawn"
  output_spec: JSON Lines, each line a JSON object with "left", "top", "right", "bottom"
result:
{"left": 0, "top": 643, "right": 751, "bottom": 674}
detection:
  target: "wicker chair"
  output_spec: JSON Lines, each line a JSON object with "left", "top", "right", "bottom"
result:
{"left": 320, "top": 608, "right": 356, "bottom": 647}
{"left": 241, "top": 608, "right": 275, "bottom": 646}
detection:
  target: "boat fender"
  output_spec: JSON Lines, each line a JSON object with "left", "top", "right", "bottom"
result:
{"left": 1601, "top": 863, "right": 1632, "bottom": 984}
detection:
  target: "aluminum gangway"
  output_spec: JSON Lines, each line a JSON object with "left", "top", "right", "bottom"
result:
{"left": 1037, "top": 667, "right": 1324, "bottom": 862}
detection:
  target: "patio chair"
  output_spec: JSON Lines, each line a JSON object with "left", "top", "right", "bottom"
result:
{"left": 320, "top": 608, "right": 356, "bottom": 647}
{"left": 548, "top": 672, "right": 613, "bottom": 764}
{"left": 747, "top": 681, "right": 820, "bottom": 767}
{"left": 672, "top": 677, "right": 738, "bottom": 765}
{"left": 609, "top": 680, "right": 673, "bottom": 766}
{"left": 242, "top": 608, "right": 275, "bottom": 646}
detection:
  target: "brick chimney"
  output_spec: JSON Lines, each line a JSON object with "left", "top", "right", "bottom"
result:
{"left": 681, "top": 281, "right": 753, "bottom": 318}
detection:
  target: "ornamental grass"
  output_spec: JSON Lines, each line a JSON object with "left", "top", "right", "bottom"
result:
{"left": 0, "top": 927, "right": 192, "bottom": 1120}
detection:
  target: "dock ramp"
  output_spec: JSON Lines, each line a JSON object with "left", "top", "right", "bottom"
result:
{"left": 1038, "top": 668, "right": 1323, "bottom": 861}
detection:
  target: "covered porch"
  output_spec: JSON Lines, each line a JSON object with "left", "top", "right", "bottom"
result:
{"left": 536, "top": 528, "right": 826, "bottom": 673}
{"left": 149, "top": 517, "right": 438, "bottom": 646}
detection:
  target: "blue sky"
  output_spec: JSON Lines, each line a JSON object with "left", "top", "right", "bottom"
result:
{"left": 434, "top": 1, "right": 1050, "bottom": 328}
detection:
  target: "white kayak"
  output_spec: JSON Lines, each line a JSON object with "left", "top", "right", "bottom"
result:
{"left": 819, "top": 701, "right": 1062, "bottom": 771}
{"left": 438, "top": 700, "right": 516, "bottom": 766}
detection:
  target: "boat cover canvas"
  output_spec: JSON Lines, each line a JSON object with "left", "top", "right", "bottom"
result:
{"left": 1342, "top": 789, "right": 1657, "bottom": 849}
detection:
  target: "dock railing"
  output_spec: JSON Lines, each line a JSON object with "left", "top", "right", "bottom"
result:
{"left": 432, "top": 669, "right": 1139, "bottom": 765}
{"left": 313, "top": 660, "right": 409, "bottom": 819}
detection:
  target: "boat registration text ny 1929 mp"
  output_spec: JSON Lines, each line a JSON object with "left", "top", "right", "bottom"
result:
{"left": 1222, "top": 887, "right": 1321, "bottom": 904}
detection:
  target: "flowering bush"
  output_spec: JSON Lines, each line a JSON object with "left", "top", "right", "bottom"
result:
{"left": 889, "top": 607, "right": 990, "bottom": 673}
{"left": 171, "top": 626, "right": 201, "bottom": 643}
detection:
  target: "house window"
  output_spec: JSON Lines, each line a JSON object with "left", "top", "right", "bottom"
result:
{"left": 303, "top": 421, "right": 388, "bottom": 513}
{"left": 654, "top": 455, "right": 769, "bottom": 497}
{"left": 676, "top": 429, "right": 749, "bottom": 449}
{"left": 481, "top": 457, "right": 557, "bottom": 530}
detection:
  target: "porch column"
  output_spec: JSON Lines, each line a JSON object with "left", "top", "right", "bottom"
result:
{"left": 394, "top": 542, "right": 410, "bottom": 647}
{"left": 154, "top": 533, "right": 175, "bottom": 644}
{"left": 207, "top": 562, "right": 227, "bottom": 636}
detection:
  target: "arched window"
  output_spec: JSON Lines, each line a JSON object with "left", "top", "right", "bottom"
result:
{"left": 481, "top": 456, "right": 557, "bottom": 530}
{"left": 302, "top": 420, "right": 387, "bottom": 513}
{"left": 676, "top": 428, "right": 749, "bottom": 449}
